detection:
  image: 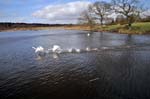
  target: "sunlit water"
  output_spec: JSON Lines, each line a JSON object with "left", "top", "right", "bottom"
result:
{"left": 0, "top": 29, "right": 150, "bottom": 99}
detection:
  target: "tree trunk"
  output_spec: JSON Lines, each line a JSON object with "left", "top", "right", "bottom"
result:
{"left": 127, "top": 17, "right": 132, "bottom": 29}
{"left": 100, "top": 18, "right": 103, "bottom": 25}
{"left": 128, "top": 23, "right": 131, "bottom": 27}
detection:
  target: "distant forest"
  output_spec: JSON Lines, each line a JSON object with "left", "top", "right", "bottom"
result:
{"left": 0, "top": 22, "right": 74, "bottom": 30}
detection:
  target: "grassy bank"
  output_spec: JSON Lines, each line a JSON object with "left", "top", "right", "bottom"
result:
{"left": 95, "top": 22, "right": 150, "bottom": 34}
{"left": 0, "top": 22, "right": 149, "bottom": 35}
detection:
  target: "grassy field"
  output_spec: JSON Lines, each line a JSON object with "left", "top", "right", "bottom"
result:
{"left": 96, "top": 22, "right": 150, "bottom": 34}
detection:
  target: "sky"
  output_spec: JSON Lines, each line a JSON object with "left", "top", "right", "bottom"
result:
{"left": 0, "top": 0, "right": 149, "bottom": 24}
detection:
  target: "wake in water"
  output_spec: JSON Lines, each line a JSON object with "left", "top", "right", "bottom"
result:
{"left": 32, "top": 45, "right": 100, "bottom": 58}
{"left": 32, "top": 45, "right": 138, "bottom": 59}
{"left": 32, "top": 45, "right": 100, "bottom": 54}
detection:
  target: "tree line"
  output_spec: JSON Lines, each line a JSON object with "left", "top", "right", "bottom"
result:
{"left": 0, "top": 22, "right": 74, "bottom": 30}
{"left": 79, "top": 0, "right": 149, "bottom": 29}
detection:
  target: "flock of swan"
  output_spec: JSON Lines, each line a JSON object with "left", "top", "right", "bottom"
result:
{"left": 32, "top": 45, "right": 134, "bottom": 59}
{"left": 32, "top": 33, "right": 95, "bottom": 57}
{"left": 32, "top": 45, "right": 133, "bottom": 56}
{"left": 32, "top": 45, "right": 103, "bottom": 57}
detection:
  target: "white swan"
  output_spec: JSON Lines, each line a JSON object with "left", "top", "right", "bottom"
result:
{"left": 32, "top": 46, "right": 46, "bottom": 56}
{"left": 75, "top": 48, "right": 81, "bottom": 53}
{"left": 86, "top": 47, "right": 91, "bottom": 51}
{"left": 68, "top": 48, "right": 73, "bottom": 53}
{"left": 87, "top": 33, "right": 90, "bottom": 37}
{"left": 52, "top": 45, "right": 62, "bottom": 53}
{"left": 32, "top": 46, "right": 44, "bottom": 53}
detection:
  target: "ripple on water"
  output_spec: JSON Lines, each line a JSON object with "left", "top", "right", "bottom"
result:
{"left": 0, "top": 30, "right": 150, "bottom": 99}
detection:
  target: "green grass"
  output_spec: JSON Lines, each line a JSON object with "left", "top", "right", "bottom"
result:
{"left": 131, "top": 22, "right": 150, "bottom": 34}
{"left": 104, "top": 24, "right": 122, "bottom": 31}
{"left": 96, "top": 22, "right": 150, "bottom": 34}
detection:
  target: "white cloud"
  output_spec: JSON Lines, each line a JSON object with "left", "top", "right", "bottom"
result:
{"left": 32, "top": 1, "right": 91, "bottom": 24}
{"left": 141, "top": 10, "right": 150, "bottom": 18}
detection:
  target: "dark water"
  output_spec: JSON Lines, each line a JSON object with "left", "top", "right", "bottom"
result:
{"left": 0, "top": 29, "right": 150, "bottom": 99}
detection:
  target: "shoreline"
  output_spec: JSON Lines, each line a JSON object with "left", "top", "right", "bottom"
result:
{"left": 0, "top": 25, "right": 91, "bottom": 32}
{"left": 0, "top": 23, "right": 150, "bottom": 35}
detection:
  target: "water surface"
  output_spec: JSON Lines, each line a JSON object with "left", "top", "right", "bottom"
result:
{"left": 0, "top": 30, "right": 150, "bottom": 99}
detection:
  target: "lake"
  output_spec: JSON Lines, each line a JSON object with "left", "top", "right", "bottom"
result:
{"left": 0, "top": 29, "right": 150, "bottom": 99}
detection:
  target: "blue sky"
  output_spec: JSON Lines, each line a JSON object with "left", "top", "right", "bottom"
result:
{"left": 0, "top": 0, "right": 149, "bottom": 24}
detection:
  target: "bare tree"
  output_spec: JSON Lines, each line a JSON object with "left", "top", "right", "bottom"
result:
{"left": 78, "top": 10, "right": 95, "bottom": 30}
{"left": 89, "top": 1, "right": 111, "bottom": 25}
{"left": 112, "top": 0, "right": 142, "bottom": 28}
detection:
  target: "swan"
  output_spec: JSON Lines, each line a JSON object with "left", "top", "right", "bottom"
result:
{"left": 75, "top": 48, "right": 81, "bottom": 53}
{"left": 86, "top": 47, "right": 91, "bottom": 51}
{"left": 32, "top": 46, "right": 44, "bottom": 53}
{"left": 68, "top": 48, "right": 73, "bottom": 53}
{"left": 32, "top": 46, "right": 46, "bottom": 56}
{"left": 52, "top": 45, "right": 62, "bottom": 53}
{"left": 87, "top": 33, "right": 90, "bottom": 37}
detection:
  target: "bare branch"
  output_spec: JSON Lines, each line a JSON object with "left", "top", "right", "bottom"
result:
{"left": 112, "top": 0, "right": 142, "bottom": 27}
